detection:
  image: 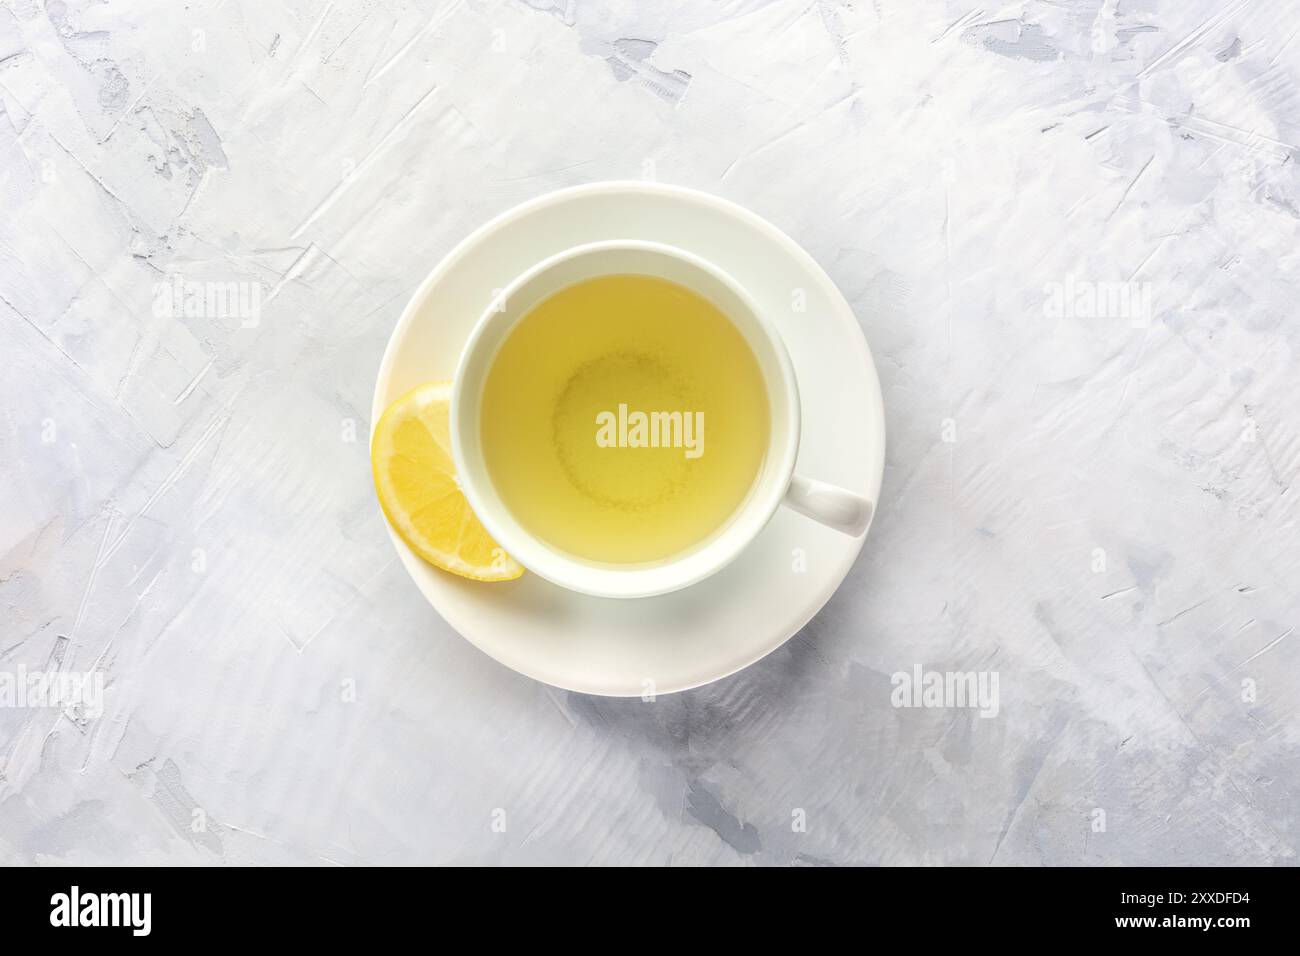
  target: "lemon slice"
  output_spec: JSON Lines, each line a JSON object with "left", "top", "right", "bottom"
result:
{"left": 371, "top": 382, "right": 523, "bottom": 582}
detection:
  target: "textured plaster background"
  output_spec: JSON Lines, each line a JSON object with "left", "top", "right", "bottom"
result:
{"left": 1, "top": 0, "right": 1298, "bottom": 865}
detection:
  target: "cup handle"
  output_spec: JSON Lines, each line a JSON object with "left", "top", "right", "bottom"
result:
{"left": 783, "top": 473, "right": 874, "bottom": 537}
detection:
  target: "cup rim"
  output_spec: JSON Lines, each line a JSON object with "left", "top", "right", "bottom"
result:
{"left": 450, "top": 239, "right": 801, "bottom": 599}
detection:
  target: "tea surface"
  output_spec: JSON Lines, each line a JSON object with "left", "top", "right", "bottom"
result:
{"left": 480, "top": 274, "right": 769, "bottom": 564}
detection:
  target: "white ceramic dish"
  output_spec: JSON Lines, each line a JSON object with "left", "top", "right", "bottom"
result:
{"left": 371, "top": 182, "right": 885, "bottom": 696}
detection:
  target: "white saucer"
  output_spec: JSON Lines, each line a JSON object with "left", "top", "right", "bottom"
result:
{"left": 371, "top": 182, "right": 885, "bottom": 696}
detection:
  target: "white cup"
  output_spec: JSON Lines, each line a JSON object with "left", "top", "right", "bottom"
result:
{"left": 451, "top": 240, "right": 873, "bottom": 599}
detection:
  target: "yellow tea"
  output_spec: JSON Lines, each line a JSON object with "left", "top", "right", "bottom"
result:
{"left": 480, "top": 274, "right": 769, "bottom": 565}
